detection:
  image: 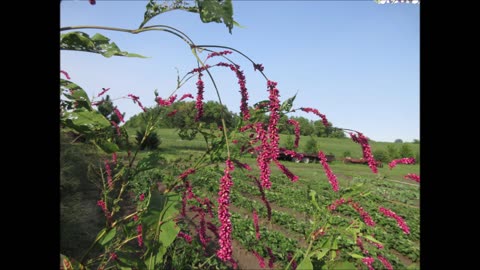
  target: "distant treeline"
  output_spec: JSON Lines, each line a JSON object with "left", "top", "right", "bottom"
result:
{"left": 124, "top": 100, "right": 346, "bottom": 138}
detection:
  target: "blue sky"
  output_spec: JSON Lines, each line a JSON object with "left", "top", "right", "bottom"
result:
{"left": 60, "top": 0, "right": 419, "bottom": 143}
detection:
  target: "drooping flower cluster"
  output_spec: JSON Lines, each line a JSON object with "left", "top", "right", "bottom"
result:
{"left": 180, "top": 168, "right": 196, "bottom": 180}
{"left": 252, "top": 176, "right": 272, "bottom": 221}
{"left": 137, "top": 224, "right": 143, "bottom": 247}
{"left": 188, "top": 64, "right": 211, "bottom": 75}
{"left": 328, "top": 198, "right": 347, "bottom": 211}
{"left": 179, "top": 93, "right": 194, "bottom": 101}
{"left": 98, "top": 87, "right": 110, "bottom": 97}
{"left": 156, "top": 94, "right": 177, "bottom": 107}
{"left": 350, "top": 132, "right": 377, "bottom": 174}
{"left": 349, "top": 200, "right": 376, "bottom": 227}
{"left": 177, "top": 231, "right": 192, "bottom": 244}
{"left": 267, "top": 247, "right": 275, "bottom": 268}
{"left": 254, "top": 123, "right": 272, "bottom": 189}
{"left": 328, "top": 198, "right": 375, "bottom": 227}
{"left": 287, "top": 252, "right": 297, "bottom": 270}
{"left": 404, "top": 173, "right": 420, "bottom": 183}
{"left": 252, "top": 250, "right": 266, "bottom": 269}
{"left": 139, "top": 193, "right": 145, "bottom": 201}
{"left": 96, "top": 200, "right": 111, "bottom": 218}
{"left": 217, "top": 159, "right": 235, "bottom": 261}
{"left": 60, "top": 70, "right": 71, "bottom": 80}
{"left": 128, "top": 94, "right": 146, "bottom": 112}
{"left": 379, "top": 206, "right": 410, "bottom": 234}
{"left": 318, "top": 151, "right": 339, "bottom": 192}
{"left": 215, "top": 62, "right": 250, "bottom": 120}
{"left": 253, "top": 63, "right": 264, "bottom": 72}
{"left": 206, "top": 50, "right": 233, "bottom": 60}
{"left": 206, "top": 221, "right": 218, "bottom": 237}
{"left": 274, "top": 160, "right": 299, "bottom": 182}
{"left": 112, "top": 152, "right": 117, "bottom": 165}
{"left": 253, "top": 210, "right": 260, "bottom": 240}
{"left": 388, "top": 157, "right": 416, "bottom": 169}
{"left": 364, "top": 236, "right": 384, "bottom": 249}
{"left": 195, "top": 73, "right": 205, "bottom": 121}
{"left": 356, "top": 236, "right": 368, "bottom": 254}
{"left": 299, "top": 107, "right": 330, "bottom": 127}
{"left": 109, "top": 252, "right": 118, "bottom": 261}
{"left": 113, "top": 107, "right": 125, "bottom": 123}
{"left": 167, "top": 109, "right": 178, "bottom": 117}
{"left": 280, "top": 148, "right": 304, "bottom": 160}
{"left": 267, "top": 80, "right": 281, "bottom": 161}
{"left": 362, "top": 257, "right": 375, "bottom": 270}
{"left": 104, "top": 160, "right": 113, "bottom": 189}
{"left": 377, "top": 255, "right": 393, "bottom": 270}
{"left": 198, "top": 211, "right": 209, "bottom": 250}
{"left": 287, "top": 119, "right": 301, "bottom": 148}
{"left": 111, "top": 121, "right": 121, "bottom": 136}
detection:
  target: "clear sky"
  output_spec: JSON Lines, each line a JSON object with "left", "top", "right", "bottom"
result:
{"left": 60, "top": 0, "right": 419, "bottom": 143}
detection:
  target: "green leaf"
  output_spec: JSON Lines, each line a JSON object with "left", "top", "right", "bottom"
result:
{"left": 297, "top": 256, "right": 313, "bottom": 270}
{"left": 60, "top": 79, "right": 92, "bottom": 110}
{"left": 363, "top": 235, "right": 383, "bottom": 246}
{"left": 116, "top": 251, "right": 147, "bottom": 268}
{"left": 330, "top": 250, "right": 336, "bottom": 260}
{"left": 155, "top": 212, "right": 180, "bottom": 264}
{"left": 142, "top": 190, "right": 181, "bottom": 266}
{"left": 312, "top": 248, "right": 330, "bottom": 261}
{"left": 95, "top": 141, "right": 120, "bottom": 154}
{"left": 99, "top": 228, "right": 116, "bottom": 245}
{"left": 349, "top": 253, "right": 365, "bottom": 259}
{"left": 196, "top": 0, "right": 234, "bottom": 33}
{"left": 62, "top": 109, "right": 111, "bottom": 134}
{"left": 332, "top": 237, "right": 339, "bottom": 250}
{"left": 407, "top": 263, "right": 419, "bottom": 269}
{"left": 139, "top": 0, "right": 204, "bottom": 28}
{"left": 330, "top": 261, "right": 356, "bottom": 270}
{"left": 280, "top": 93, "right": 297, "bottom": 112}
{"left": 61, "top": 254, "right": 87, "bottom": 270}
{"left": 61, "top": 31, "right": 147, "bottom": 58}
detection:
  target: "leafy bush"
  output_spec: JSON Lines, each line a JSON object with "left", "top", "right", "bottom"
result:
{"left": 373, "top": 149, "right": 389, "bottom": 162}
{"left": 283, "top": 135, "right": 295, "bottom": 150}
{"left": 343, "top": 151, "right": 351, "bottom": 158}
{"left": 303, "top": 136, "right": 318, "bottom": 154}
{"left": 136, "top": 128, "right": 161, "bottom": 150}
{"left": 386, "top": 145, "right": 398, "bottom": 160}
{"left": 399, "top": 144, "right": 413, "bottom": 158}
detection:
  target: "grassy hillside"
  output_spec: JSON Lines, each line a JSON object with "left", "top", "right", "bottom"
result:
{"left": 126, "top": 127, "right": 419, "bottom": 161}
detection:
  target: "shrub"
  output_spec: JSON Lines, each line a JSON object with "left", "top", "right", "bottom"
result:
{"left": 386, "top": 145, "right": 398, "bottom": 160}
{"left": 136, "top": 128, "right": 161, "bottom": 150}
{"left": 373, "top": 149, "right": 389, "bottom": 162}
{"left": 304, "top": 136, "right": 318, "bottom": 154}
{"left": 399, "top": 144, "right": 413, "bottom": 158}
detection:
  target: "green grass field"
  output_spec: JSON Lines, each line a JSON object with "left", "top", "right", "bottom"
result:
{"left": 127, "top": 128, "right": 419, "bottom": 161}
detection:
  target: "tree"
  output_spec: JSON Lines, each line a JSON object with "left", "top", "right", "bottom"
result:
{"left": 292, "top": 116, "right": 314, "bottom": 136}
{"left": 386, "top": 144, "right": 398, "bottom": 160}
{"left": 399, "top": 144, "right": 413, "bottom": 158}
{"left": 413, "top": 139, "right": 420, "bottom": 144}
{"left": 283, "top": 135, "right": 295, "bottom": 150}
{"left": 394, "top": 138, "right": 403, "bottom": 143}
{"left": 304, "top": 136, "right": 318, "bottom": 154}
{"left": 136, "top": 128, "right": 161, "bottom": 150}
